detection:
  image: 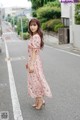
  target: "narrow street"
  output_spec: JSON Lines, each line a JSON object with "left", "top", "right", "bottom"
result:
{"left": 0, "top": 22, "right": 80, "bottom": 120}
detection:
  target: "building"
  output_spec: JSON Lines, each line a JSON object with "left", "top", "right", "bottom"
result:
{"left": 60, "top": 0, "right": 80, "bottom": 49}
{"left": 5, "top": 8, "right": 25, "bottom": 17}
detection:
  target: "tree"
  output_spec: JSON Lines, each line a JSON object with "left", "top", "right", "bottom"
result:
{"left": 16, "top": 16, "right": 29, "bottom": 35}
{"left": 28, "top": 0, "right": 56, "bottom": 9}
{"left": 6, "top": 14, "right": 12, "bottom": 22}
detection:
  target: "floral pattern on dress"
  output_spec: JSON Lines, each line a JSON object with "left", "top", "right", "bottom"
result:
{"left": 27, "top": 34, "right": 52, "bottom": 98}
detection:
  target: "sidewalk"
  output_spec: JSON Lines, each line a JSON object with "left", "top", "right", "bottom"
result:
{"left": 44, "top": 34, "right": 80, "bottom": 55}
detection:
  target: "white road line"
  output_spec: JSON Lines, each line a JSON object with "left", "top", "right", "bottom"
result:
{"left": 46, "top": 45, "right": 80, "bottom": 57}
{"left": 4, "top": 39, "right": 23, "bottom": 120}
{"left": 5, "top": 56, "right": 26, "bottom": 62}
{"left": 3, "top": 31, "right": 15, "bottom": 35}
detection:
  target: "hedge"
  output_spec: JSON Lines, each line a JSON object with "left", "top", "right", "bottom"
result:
{"left": 20, "top": 32, "right": 30, "bottom": 40}
{"left": 75, "top": 3, "right": 80, "bottom": 24}
{"left": 41, "top": 19, "right": 64, "bottom": 32}
{"left": 44, "top": 1, "right": 60, "bottom": 7}
{"left": 37, "top": 6, "right": 61, "bottom": 21}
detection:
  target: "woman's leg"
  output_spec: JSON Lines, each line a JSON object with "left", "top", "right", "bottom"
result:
{"left": 35, "top": 97, "right": 43, "bottom": 110}
{"left": 32, "top": 97, "right": 38, "bottom": 107}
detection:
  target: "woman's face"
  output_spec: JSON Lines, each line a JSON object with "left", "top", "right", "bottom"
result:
{"left": 30, "top": 21, "right": 38, "bottom": 34}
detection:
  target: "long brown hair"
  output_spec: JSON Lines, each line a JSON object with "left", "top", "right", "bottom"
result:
{"left": 28, "top": 18, "right": 44, "bottom": 49}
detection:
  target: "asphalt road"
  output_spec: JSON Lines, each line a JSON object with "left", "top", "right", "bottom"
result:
{"left": 0, "top": 22, "right": 80, "bottom": 120}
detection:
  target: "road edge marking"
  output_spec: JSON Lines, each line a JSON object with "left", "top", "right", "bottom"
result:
{"left": 4, "top": 39, "right": 23, "bottom": 120}
{"left": 46, "top": 45, "right": 80, "bottom": 57}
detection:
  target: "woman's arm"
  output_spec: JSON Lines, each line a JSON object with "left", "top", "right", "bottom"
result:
{"left": 31, "top": 49, "right": 37, "bottom": 65}
{"left": 29, "top": 49, "right": 37, "bottom": 73}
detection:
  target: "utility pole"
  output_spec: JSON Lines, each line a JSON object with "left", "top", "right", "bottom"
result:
{"left": 0, "top": 5, "right": 2, "bottom": 36}
{"left": 0, "top": 3, "right": 2, "bottom": 53}
{"left": 21, "top": 17, "right": 23, "bottom": 40}
{"left": 12, "top": 16, "right": 14, "bottom": 31}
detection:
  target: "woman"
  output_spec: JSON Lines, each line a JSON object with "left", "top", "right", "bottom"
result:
{"left": 26, "top": 18, "right": 52, "bottom": 110}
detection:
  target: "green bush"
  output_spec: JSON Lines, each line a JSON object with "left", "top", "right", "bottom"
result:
{"left": 41, "top": 22, "right": 47, "bottom": 30}
{"left": 41, "top": 19, "right": 64, "bottom": 32}
{"left": 20, "top": 32, "right": 30, "bottom": 40}
{"left": 54, "top": 23, "right": 64, "bottom": 32}
{"left": 44, "top": 1, "right": 60, "bottom": 7}
{"left": 47, "top": 19, "right": 61, "bottom": 31}
{"left": 0, "top": 28, "right": 2, "bottom": 35}
{"left": 75, "top": 14, "right": 80, "bottom": 24}
{"left": 24, "top": 32, "right": 30, "bottom": 40}
{"left": 37, "top": 6, "right": 61, "bottom": 21}
{"left": 40, "top": 18, "right": 48, "bottom": 23}
{"left": 75, "top": 3, "right": 80, "bottom": 24}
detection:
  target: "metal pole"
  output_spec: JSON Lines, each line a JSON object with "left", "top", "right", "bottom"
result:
{"left": 0, "top": 6, "right": 2, "bottom": 36}
{"left": 0, "top": 4, "right": 2, "bottom": 53}
{"left": 21, "top": 17, "right": 23, "bottom": 40}
{"left": 13, "top": 16, "right": 15, "bottom": 31}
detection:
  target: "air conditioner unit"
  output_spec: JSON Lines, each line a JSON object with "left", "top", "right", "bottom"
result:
{"left": 58, "top": 28, "right": 70, "bottom": 44}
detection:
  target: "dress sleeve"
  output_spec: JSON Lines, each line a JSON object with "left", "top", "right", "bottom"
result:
{"left": 32, "top": 35, "right": 41, "bottom": 49}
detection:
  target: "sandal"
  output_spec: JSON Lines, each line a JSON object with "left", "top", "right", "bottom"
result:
{"left": 35, "top": 98, "right": 43, "bottom": 110}
{"left": 32, "top": 99, "right": 45, "bottom": 108}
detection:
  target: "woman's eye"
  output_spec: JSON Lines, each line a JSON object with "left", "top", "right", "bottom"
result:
{"left": 33, "top": 24, "right": 36, "bottom": 26}
{"left": 30, "top": 24, "right": 36, "bottom": 26}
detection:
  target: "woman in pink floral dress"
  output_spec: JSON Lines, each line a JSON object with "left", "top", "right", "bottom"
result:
{"left": 26, "top": 18, "right": 52, "bottom": 110}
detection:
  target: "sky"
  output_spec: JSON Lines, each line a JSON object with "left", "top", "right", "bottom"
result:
{"left": 0, "top": 0, "right": 32, "bottom": 8}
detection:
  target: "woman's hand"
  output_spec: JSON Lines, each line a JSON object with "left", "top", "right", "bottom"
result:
{"left": 26, "top": 63, "right": 28, "bottom": 69}
{"left": 29, "top": 64, "right": 34, "bottom": 73}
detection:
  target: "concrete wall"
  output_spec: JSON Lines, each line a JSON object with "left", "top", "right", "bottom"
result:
{"left": 61, "top": 3, "right": 73, "bottom": 43}
{"left": 70, "top": 4, "right": 80, "bottom": 49}
{"left": 69, "top": 3, "right": 74, "bottom": 43}
{"left": 61, "top": 3, "right": 70, "bottom": 18}
{"left": 73, "top": 25, "right": 80, "bottom": 49}
{"left": 61, "top": 3, "right": 80, "bottom": 49}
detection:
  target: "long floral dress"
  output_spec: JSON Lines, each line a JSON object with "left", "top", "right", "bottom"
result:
{"left": 27, "top": 34, "right": 52, "bottom": 98}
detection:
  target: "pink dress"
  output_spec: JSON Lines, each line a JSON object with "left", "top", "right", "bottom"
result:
{"left": 27, "top": 34, "right": 52, "bottom": 98}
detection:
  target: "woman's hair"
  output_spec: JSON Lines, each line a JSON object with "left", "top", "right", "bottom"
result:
{"left": 28, "top": 18, "right": 44, "bottom": 49}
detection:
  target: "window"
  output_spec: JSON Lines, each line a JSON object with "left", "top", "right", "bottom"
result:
{"left": 62, "top": 18, "right": 69, "bottom": 26}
